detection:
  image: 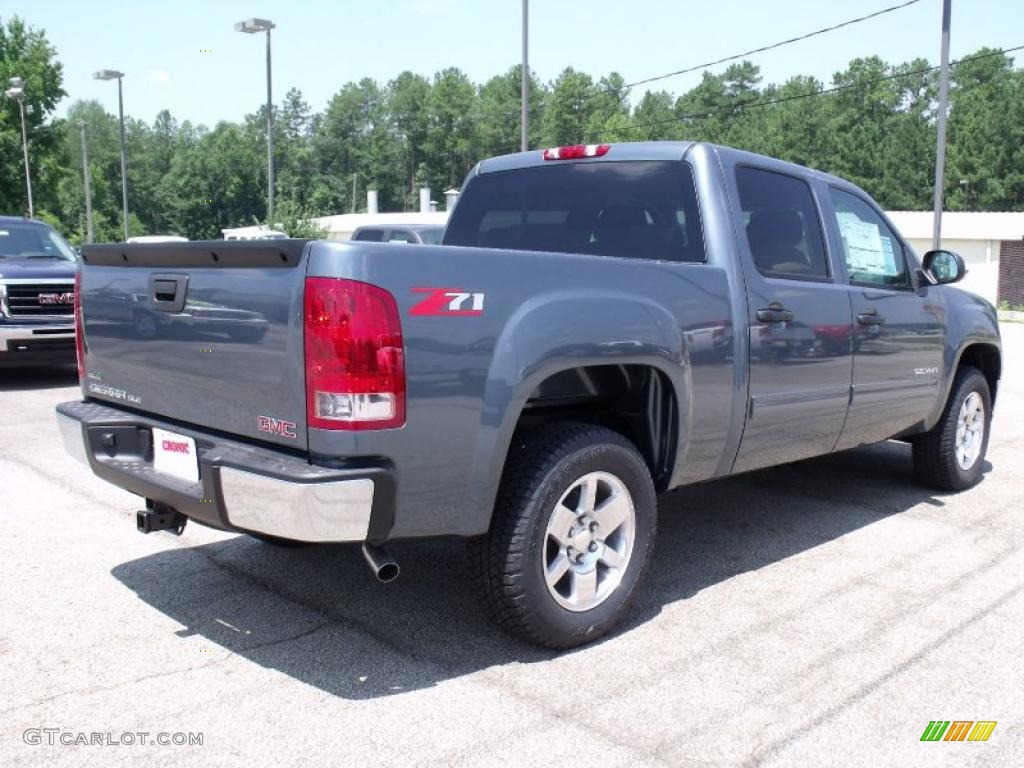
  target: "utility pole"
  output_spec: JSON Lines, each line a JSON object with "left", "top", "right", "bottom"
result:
{"left": 932, "top": 0, "right": 952, "bottom": 251}
{"left": 78, "top": 121, "right": 94, "bottom": 244}
{"left": 352, "top": 173, "right": 358, "bottom": 213}
{"left": 521, "top": 0, "right": 529, "bottom": 152}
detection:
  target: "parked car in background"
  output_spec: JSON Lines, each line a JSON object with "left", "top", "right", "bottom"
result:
{"left": 0, "top": 216, "right": 78, "bottom": 368}
{"left": 351, "top": 223, "right": 445, "bottom": 244}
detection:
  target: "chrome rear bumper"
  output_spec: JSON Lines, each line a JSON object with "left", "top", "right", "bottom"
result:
{"left": 55, "top": 401, "right": 394, "bottom": 543}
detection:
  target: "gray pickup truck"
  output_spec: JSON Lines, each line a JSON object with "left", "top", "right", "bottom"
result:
{"left": 57, "top": 142, "right": 1001, "bottom": 647}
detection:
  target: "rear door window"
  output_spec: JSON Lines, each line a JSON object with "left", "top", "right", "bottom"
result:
{"left": 736, "top": 166, "right": 830, "bottom": 280}
{"left": 444, "top": 161, "right": 706, "bottom": 263}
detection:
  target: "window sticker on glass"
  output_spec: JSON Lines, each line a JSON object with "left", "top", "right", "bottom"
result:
{"left": 836, "top": 212, "right": 897, "bottom": 276}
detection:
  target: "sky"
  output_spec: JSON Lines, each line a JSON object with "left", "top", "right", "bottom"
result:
{"left": 18, "top": 0, "right": 1024, "bottom": 127}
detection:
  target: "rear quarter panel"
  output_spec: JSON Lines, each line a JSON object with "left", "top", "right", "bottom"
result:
{"left": 307, "top": 232, "right": 738, "bottom": 539}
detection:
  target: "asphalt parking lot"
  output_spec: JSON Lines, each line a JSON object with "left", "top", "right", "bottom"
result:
{"left": 1, "top": 324, "right": 1021, "bottom": 768}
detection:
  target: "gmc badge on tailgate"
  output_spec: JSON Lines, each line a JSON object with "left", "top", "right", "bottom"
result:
{"left": 257, "top": 415, "right": 297, "bottom": 439}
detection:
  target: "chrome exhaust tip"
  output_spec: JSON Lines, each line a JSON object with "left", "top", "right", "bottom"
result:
{"left": 361, "top": 542, "right": 399, "bottom": 583}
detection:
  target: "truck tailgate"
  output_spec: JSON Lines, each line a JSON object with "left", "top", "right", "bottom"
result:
{"left": 79, "top": 241, "right": 310, "bottom": 450}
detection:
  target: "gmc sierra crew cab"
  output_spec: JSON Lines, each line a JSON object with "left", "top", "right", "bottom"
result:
{"left": 0, "top": 216, "right": 79, "bottom": 367}
{"left": 57, "top": 142, "right": 1001, "bottom": 648}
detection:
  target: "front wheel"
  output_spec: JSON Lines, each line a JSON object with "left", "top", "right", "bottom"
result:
{"left": 470, "top": 423, "right": 657, "bottom": 648}
{"left": 912, "top": 366, "right": 992, "bottom": 491}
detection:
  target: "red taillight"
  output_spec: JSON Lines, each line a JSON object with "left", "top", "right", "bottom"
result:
{"left": 74, "top": 270, "right": 85, "bottom": 380}
{"left": 542, "top": 144, "right": 610, "bottom": 160}
{"left": 304, "top": 277, "right": 406, "bottom": 431}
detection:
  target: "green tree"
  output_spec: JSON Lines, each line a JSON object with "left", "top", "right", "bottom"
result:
{"left": 424, "top": 67, "right": 478, "bottom": 193}
{"left": 631, "top": 90, "right": 679, "bottom": 141}
{"left": 272, "top": 198, "right": 328, "bottom": 237}
{"left": 0, "top": 16, "right": 67, "bottom": 216}
{"left": 164, "top": 121, "right": 264, "bottom": 239}
{"left": 388, "top": 71, "right": 432, "bottom": 209}
{"left": 541, "top": 67, "right": 596, "bottom": 146}
{"left": 476, "top": 65, "right": 546, "bottom": 158}
{"left": 311, "top": 78, "right": 390, "bottom": 213}
{"left": 946, "top": 50, "right": 1024, "bottom": 210}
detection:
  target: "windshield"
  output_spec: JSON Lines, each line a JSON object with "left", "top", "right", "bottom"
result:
{"left": 0, "top": 222, "right": 78, "bottom": 261}
{"left": 419, "top": 227, "right": 445, "bottom": 245}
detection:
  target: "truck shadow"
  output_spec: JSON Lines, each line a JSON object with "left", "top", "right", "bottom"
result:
{"left": 110, "top": 440, "right": 989, "bottom": 700}
{"left": 0, "top": 365, "right": 78, "bottom": 391}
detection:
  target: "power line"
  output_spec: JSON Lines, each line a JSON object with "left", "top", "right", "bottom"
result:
{"left": 622, "top": 44, "right": 1024, "bottom": 135}
{"left": 622, "top": 0, "right": 923, "bottom": 91}
{"left": 461, "top": 0, "right": 925, "bottom": 124}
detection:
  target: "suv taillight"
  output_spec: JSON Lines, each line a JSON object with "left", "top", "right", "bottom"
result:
{"left": 304, "top": 277, "right": 406, "bottom": 431}
{"left": 74, "top": 270, "right": 85, "bottom": 380}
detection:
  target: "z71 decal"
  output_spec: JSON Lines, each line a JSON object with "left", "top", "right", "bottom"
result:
{"left": 410, "top": 287, "right": 485, "bottom": 316}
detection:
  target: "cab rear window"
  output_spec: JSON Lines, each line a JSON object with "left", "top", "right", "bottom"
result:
{"left": 443, "top": 161, "right": 705, "bottom": 263}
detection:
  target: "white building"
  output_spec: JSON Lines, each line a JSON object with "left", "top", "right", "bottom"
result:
{"left": 886, "top": 211, "right": 1024, "bottom": 304}
{"left": 312, "top": 212, "right": 449, "bottom": 241}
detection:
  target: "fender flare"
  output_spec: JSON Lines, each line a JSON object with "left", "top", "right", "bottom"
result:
{"left": 459, "top": 289, "right": 690, "bottom": 536}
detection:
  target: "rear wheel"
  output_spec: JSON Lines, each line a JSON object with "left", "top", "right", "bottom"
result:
{"left": 912, "top": 366, "right": 991, "bottom": 491}
{"left": 470, "top": 423, "right": 657, "bottom": 648}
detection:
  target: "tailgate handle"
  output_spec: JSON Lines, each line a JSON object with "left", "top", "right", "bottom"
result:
{"left": 149, "top": 274, "right": 189, "bottom": 312}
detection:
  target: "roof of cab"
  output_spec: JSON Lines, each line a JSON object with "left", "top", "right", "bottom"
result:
{"left": 475, "top": 140, "right": 854, "bottom": 190}
{"left": 477, "top": 141, "right": 696, "bottom": 175}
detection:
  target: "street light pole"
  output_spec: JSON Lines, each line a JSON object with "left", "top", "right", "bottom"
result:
{"left": 94, "top": 69, "right": 129, "bottom": 241}
{"left": 15, "top": 97, "right": 33, "bottom": 219}
{"left": 932, "top": 0, "right": 952, "bottom": 250}
{"left": 266, "top": 26, "right": 274, "bottom": 225}
{"left": 116, "top": 77, "right": 129, "bottom": 241}
{"left": 5, "top": 77, "right": 34, "bottom": 218}
{"left": 236, "top": 18, "right": 276, "bottom": 226}
{"left": 521, "top": 0, "right": 529, "bottom": 152}
{"left": 78, "top": 121, "right": 94, "bottom": 244}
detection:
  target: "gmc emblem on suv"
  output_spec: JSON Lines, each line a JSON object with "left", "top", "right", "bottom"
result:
{"left": 38, "top": 292, "right": 75, "bottom": 305}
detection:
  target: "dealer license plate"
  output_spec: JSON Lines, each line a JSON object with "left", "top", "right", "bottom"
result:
{"left": 152, "top": 428, "right": 200, "bottom": 484}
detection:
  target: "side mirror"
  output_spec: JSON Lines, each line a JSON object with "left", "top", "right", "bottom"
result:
{"left": 922, "top": 249, "right": 966, "bottom": 285}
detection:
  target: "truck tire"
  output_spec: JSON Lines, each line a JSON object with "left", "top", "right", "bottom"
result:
{"left": 470, "top": 422, "right": 657, "bottom": 648}
{"left": 912, "top": 366, "right": 991, "bottom": 491}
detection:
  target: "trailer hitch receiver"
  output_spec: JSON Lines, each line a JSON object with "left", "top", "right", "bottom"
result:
{"left": 137, "top": 501, "right": 187, "bottom": 535}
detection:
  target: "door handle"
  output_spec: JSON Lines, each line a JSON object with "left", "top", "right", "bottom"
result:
{"left": 756, "top": 306, "right": 794, "bottom": 323}
{"left": 857, "top": 310, "right": 885, "bottom": 326}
